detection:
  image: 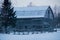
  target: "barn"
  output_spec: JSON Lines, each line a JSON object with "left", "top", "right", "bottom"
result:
{"left": 14, "top": 6, "right": 54, "bottom": 32}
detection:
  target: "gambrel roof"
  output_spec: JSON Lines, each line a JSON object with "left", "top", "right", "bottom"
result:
{"left": 14, "top": 6, "right": 53, "bottom": 18}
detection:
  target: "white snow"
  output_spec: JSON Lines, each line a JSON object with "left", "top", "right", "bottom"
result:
{"left": 0, "top": 31, "right": 60, "bottom": 40}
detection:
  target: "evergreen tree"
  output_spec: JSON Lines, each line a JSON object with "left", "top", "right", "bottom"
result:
{"left": 1, "top": 0, "right": 17, "bottom": 33}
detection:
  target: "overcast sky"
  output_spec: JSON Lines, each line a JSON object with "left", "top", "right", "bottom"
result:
{"left": 11, "top": 0, "right": 60, "bottom": 7}
{"left": 0, "top": 0, "right": 60, "bottom": 7}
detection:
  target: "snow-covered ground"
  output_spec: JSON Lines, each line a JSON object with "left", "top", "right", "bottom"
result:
{"left": 0, "top": 30, "right": 60, "bottom": 40}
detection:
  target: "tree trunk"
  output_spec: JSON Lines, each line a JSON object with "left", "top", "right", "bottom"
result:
{"left": 3, "top": 26, "right": 7, "bottom": 34}
{"left": 2, "top": 26, "right": 6, "bottom": 33}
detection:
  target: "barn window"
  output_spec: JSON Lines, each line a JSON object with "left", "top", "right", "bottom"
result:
{"left": 25, "top": 26, "right": 28, "bottom": 29}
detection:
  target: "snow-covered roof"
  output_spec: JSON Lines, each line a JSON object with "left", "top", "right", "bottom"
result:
{"left": 14, "top": 6, "right": 49, "bottom": 18}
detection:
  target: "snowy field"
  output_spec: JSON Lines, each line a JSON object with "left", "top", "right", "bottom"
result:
{"left": 0, "top": 30, "right": 60, "bottom": 40}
